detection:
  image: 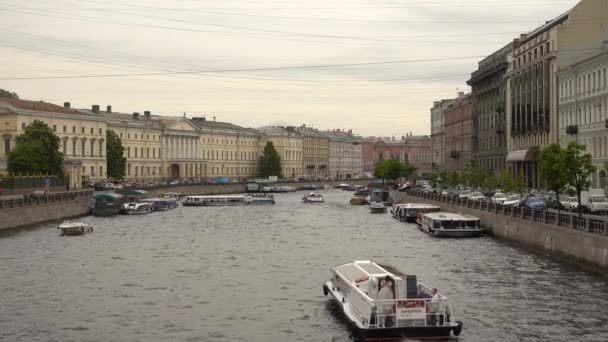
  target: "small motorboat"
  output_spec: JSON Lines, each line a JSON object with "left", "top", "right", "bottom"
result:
{"left": 302, "top": 184, "right": 318, "bottom": 190}
{"left": 123, "top": 202, "right": 153, "bottom": 215}
{"left": 391, "top": 203, "right": 441, "bottom": 222}
{"left": 370, "top": 202, "right": 387, "bottom": 213}
{"left": 58, "top": 221, "right": 94, "bottom": 236}
{"left": 303, "top": 193, "right": 324, "bottom": 203}
{"left": 323, "top": 260, "right": 463, "bottom": 338}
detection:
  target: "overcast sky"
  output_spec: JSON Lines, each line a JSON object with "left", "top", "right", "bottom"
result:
{"left": 0, "top": 0, "right": 578, "bottom": 136}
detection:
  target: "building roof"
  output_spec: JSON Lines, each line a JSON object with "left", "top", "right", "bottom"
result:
{"left": 191, "top": 117, "right": 258, "bottom": 134}
{"left": 258, "top": 125, "right": 301, "bottom": 136}
{"left": 0, "top": 98, "right": 90, "bottom": 115}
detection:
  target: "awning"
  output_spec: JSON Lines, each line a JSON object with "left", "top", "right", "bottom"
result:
{"left": 506, "top": 147, "right": 540, "bottom": 162}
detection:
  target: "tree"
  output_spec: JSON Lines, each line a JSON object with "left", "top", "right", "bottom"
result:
{"left": 428, "top": 173, "right": 440, "bottom": 188}
{"left": 258, "top": 141, "right": 282, "bottom": 177}
{"left": 374, "top": 159, "right": 416, "bottom": 184}
{"left": 106, "top": 130, "right": 127, "bottom": 180}
{"left": 0, "top": 88, "right": 19, "bottom": 99}
{"left": 563, "top": 141, "right": 596, "bottom": 217}
{"left": 514, "top": 172, "right": 526, "bottom": 194}
{"left": 7, "top": 120, "right": 63, "bottom": 175}
{"left": 539, "top": 143, "right": 568, "bottom": 212}
{"left": 499, "top": 171, "right": 515, "bottom": 193}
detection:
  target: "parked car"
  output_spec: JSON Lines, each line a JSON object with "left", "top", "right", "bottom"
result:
{"left": 458, "top": 190, "right": 472, "bottom": 199}
{"left": 469, "top": 191, "right": 485, "bottom": 201}
{"left": 561, "top": 197, "right": 579, "bottom": 211}
{"left": 503, "top": 195, "right": 522, "bottom": 207}
{"left": 523, "top": 196, "right": 546, "bottom": 210}
{"left": 491, "top": 192, "right": 507, "bottom": 204}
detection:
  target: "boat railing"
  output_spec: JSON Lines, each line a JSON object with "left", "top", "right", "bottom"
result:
{"left": 372, "top": 298, "right": 453, "bottom": 329}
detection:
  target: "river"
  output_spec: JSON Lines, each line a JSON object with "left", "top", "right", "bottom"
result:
{"left": 1, "top": 190, "right": 608, "bottom": 342}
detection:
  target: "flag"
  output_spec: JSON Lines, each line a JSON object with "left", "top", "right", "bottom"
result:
{"left": 44, "top": 177, "right": 50, "bottom": 194}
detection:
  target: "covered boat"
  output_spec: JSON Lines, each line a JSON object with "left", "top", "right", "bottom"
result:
{"left": 141, "top": 198, "right": 179, "bottom": 211}
{"left": 249, "top": 194, "right": 276, "bottom": 205}
{"left": 370, "top": 188, "right": 392, "bottom": 206}
{"left": 417, "top": 212, "right": 484, "bottom": 237}
{"left": 91, "top": 193, "right": 124, "bottom": 216}
{"left": 123, "top": 189, "right": 148, "bottom": 202}
{"left": 184, "top": 195, "right": 250, "bottom": 206}
{"left": 391, "top": 203, "right": 441, "bottom": 222}
{"left": 370, "top": 202, "right": 387, "bottom": 213}
{"left": 303, "top": 193, "right": 324, "bottom": 203}
{"left": 58, "top": 221, "right": 94, "bottom": 236}
{"left": 323, "top": 260, "right": 462, "bottom": 338}
{"left": 123, "top": 202, "right": 153, "bottom": 215}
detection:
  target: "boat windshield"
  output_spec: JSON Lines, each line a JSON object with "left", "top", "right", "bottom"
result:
{"left": 465, "top": 220, "right": 478, "bottom": 228}
{"left": 569, "top": 197, "right": 578, "bottom": 202}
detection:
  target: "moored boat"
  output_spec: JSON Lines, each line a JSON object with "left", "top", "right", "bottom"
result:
{"left": 323, "top": 260, "right": 463, "bottom": 338}
{"left": 141, "top": 198, "right": 179, "bottom": 211}
{"left": 417, "top": 212, "right": 484, "bottom": 237}
{"left": 91, "top": 193, "right": 124, "bottom": 217}
{"left": 123, "top": 202, "right": 153, "bottom": 215}
{"left": 370, "top": 202, "right": 387, "bottom": 213}
{"left": 391, "top": 203, "right": 441, "bottom": 222}
{"left": 184, "top": 195, "right": 249, "bottom": 206}
{"left": 249, "top": 193, "right": 276, "bottom": 205}
{"left": 303, "top": 193, "right": 324, "bottom": 203}
{"left": 58, "top": 221, "right": 94, "bottom": 236}
{"left": 370, "top": 188, "right": 392, "bottom": 206}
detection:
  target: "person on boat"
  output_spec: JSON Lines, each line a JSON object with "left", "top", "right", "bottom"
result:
{"left": 377, "top": 276, "right": 394, "bottom": 327}
{"left": 429, "top": 288, "right": 443, "bottom": 326}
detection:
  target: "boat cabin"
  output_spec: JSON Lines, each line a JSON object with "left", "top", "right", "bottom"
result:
{"left": 392, "top": 203, "right": 441, "bottom": 222}
{"left": 418, "top": 212, "right": 483, "bottom": 237}
{"left": 123, "top": 190, "right": 148, "bottom": 202}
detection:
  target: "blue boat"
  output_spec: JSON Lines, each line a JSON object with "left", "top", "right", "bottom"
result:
{"left": 141, "top": 198, "right": 179, "bottom": 211}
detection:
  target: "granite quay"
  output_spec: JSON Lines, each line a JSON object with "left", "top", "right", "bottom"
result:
{"left": 393, "top": 190, "right": 608, "bottom": 273}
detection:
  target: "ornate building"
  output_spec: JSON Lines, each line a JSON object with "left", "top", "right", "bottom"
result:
{"left": 403, "top": 133, "right": 433, "bottom": 177}
{"left": 430, "top": 99, "right": 453, "bottom": 172}
{"left": 444, "top": 93, "right": 473, "bottom": 173}
{"left": 325, "top": 129, "right": 363, "bottom": 179}
{"left": 468, "top": 42, "right": 515, "bottom": 174}
{"left": 296, "top": 125, "right": 329, "bottom": 179}
{"left": 258, "top": 126, "right": 303, "bottom": 178}
{"left": 558, "top": 50, "right": 608, "bottom": 188}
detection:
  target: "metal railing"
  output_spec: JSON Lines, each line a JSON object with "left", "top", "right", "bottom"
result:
{"left": 0, "top": 190, "right": 92, "bottom": 210}
{"left": 373, "top": 298, "right": 453, "bottom": 329}
{"left": 405, "top": 190, "right": 608, "bottom": 236}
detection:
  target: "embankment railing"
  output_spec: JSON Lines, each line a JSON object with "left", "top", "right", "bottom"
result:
{"left": 0, "top": 190, "right": 92, "bottom": 210}
{"left": 404, "top": 190, "right": 608, "bottom": 236}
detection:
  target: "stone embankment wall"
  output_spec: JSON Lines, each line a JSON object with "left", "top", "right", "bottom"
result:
{"left": 148, "top": 180, "right": 372, "bottom": 197}
{"left": 391, "top": 192, "right": 608, "bottom": 274}
{"left": 0, "top": 191, "right": 92, "bottom": 231}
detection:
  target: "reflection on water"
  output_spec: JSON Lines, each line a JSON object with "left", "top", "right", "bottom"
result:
{"left": 1, "top": 190, "right": 608, "bottom": 342}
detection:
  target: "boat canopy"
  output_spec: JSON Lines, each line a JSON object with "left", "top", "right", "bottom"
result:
{"left": 123, "top": 190, "right": 147, "bottom": 196}
{"left": 94, "top": 193, "right": 123, "bottom": 200}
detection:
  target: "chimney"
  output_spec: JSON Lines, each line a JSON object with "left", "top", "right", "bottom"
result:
{"left": 92, "top": 105, "right": 100, "bottom": 114}
{"left": 106, "top": 105, "right": 112, "bottom": 113}
{"left": 133, "top": 112, "right": 140, "bottom": 120}
{"left": 64, "top": 102, "right": 70, "bottom": 109}
{"left": 144, "top": 111, "right": 151, "bottom": 119}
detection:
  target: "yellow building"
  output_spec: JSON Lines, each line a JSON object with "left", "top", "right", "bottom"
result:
{"left": 191, "top": 117, "right": 260, "bottom": 179}
{"left": 296, "top": 125, "right": 329, "bottom": 179}
{"left": 258, "top": 126, "right": 303, "bottom": 178}
{"left": 0, "top": 99, "right": 107, "bottom": 187}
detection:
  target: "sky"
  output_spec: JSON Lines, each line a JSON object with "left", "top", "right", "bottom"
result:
{"left": 0, "top": 0, "right": 579, "bottom": 137}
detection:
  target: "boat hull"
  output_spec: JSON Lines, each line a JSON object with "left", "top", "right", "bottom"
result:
{"left": 417, "top": 221, "right": 483, "bottom": 237}
{"left": 323, "top": 282, "right": 459, "bottom": 338}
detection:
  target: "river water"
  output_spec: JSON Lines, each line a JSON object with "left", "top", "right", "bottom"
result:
{"left": 1, "top": 190, "right": 608, "bottom": 342}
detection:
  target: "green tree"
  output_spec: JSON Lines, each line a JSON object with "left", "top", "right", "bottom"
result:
{"left": 0, "top": 88, "right": 19, "bottom": 99}
{"left": 428, "top": 173, "right": 440, "bottom": 188}
{"left": 374, "top": 159, "right": 416, "bottom": 184}
{"left": 563, "top": 141, "right": 596, "bottom": 217}
{"left": 7, "top": 120, "right": 63, "bottom": 175}
{"left": 258, "top": 141, "right": 282, "bottom": 177}
{"left": 514, "top": 172, "right": 526, "bottom": 194}
{"left": 499, "top": 171, "right": 515, "bottom": 193}
{"left": 539, "top": 143, "right": 568, "bottom": 212}
{"left": 106, "top": 130, "right": 127, "bottom": 180}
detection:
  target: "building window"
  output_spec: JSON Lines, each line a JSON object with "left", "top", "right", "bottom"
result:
{"left": 3, "top": 137, "right": 10, "bottom": 154}
{"left": 72, "top": 126, "right": 76, "bottom": 133}
{"left": 81, "top": 127, "right": 85, "bottom": 134}
{"left": 52, "top": 125, "right": 56, "bottom": 131}
{"left": 62, "top": 140, "right": 67, "bottom": 155}
{"left": 128, "top": 133, "right": 130, "bottom": 139}
{"left": 100, "top": 166, "right": 103, "bottom": 177}
{"left": 147, "top": 148, "right": 150, "bottom": 158}
{"left": 90, "top": 140, "right": 95, "bottom": 157}
{"left": 128, "top": 163, "right": 131, "bottom": 176}
{"left": 135, "top": 148, "right": 138, "bottom": 158}
{"left": 153, "top": 149, "right": 156, "bottom": 158}
{"left": 82, "top": 141, "right": 86, "bottom": 157}
{"left": 21, "top": 123, "right": 26, "bottom": 130}
{"left": 99, "top": 128, "right": 102, "bottom": 135}
{"left": 99, "top": 141, "right": 103, "bottom": 157}
{"left": 91, "top": 166, "right": 94, "bottom": 176}
{"left": 120, "top": 133, "right": 123, "bottom": 138}
{"left": 128, "top": 147, "right": 131, "bottom": 158}
{"left": 90, "top": 127, "right": 94, "bottom": 134}
{"left": 141, "top": 147, "right": 143, "bottom": 158}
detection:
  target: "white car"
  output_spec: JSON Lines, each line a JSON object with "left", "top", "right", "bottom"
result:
{"left": 458, "top": 190, "right": 472, "bottom": 199}
{"left": 491, "top": 192, "right": 507, "bottom": 204}
{"left": 469, "top": 192, "right": 485, "bottom": 201}
{"left": 503, "top": 195, "right": 522, "bottom": 207}
{"left": 561, "top": 197, "right": 579, "bottom": 211}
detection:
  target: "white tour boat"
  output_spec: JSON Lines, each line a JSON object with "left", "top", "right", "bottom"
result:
{"left": 323, "top": 260, "right": 463, "bottom": 338}
{"left": 370, "top": 202, "right": 387, "bottom": 214}
{"left": 57, "top": 221, "right": 94, "bottom": 236}
{"left": 391, "top": 203, "right": 441, "bottom": 223}
{"left": 303, "top": 193, "right": 324, "bottom": 203}
{"left": 183, "top": 195, "right": 251, "bottom": 206}
{"left": 417, "top": 212, "right": 484, "bottom": 237}
{"left": 123, "top": 202, "right": 153, "bottom": 215}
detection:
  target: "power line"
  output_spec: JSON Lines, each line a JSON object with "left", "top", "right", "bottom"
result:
{"left": 0, "top": 56, "right": 485, "bottom": 81}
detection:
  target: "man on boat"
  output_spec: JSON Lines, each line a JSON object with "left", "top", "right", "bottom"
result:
{"left": 377, "top": 276, "right": 394, "bottom": 327}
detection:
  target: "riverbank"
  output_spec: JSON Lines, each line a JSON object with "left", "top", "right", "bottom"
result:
{"left": 391, "top": 191, "right": 608, "bottom": 275}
